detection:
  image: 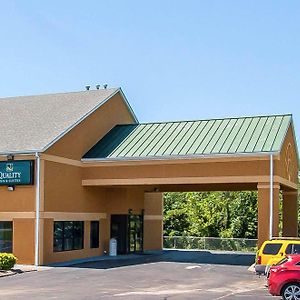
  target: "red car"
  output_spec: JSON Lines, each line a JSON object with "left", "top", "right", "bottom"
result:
{"left": 268, "top": 255, "right": 300, "bottom": 300}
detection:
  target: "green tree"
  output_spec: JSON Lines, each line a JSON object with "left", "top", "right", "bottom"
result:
{"left": 163, "top": 191, "right": 258, "bottom": 238}
{"left": 164, "top": 193, "right": 191, "bottom": 236}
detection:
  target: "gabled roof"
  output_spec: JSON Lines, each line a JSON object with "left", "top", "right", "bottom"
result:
{"left": 0, "top": 88, "right": 137, "bottom": 154}
{"left": 83, "top": 114, "right": 293, "bottom": 160}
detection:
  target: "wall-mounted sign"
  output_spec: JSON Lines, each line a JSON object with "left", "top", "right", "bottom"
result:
{"left": 0, "top": 160, "right": 34, "bottom": 186}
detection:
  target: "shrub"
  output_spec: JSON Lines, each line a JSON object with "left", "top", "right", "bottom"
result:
{"left": 0, "top": 253, "right": 17, "bottom": 270}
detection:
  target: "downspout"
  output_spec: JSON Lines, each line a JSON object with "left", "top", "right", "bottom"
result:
{"left": 269, "top": 154, "right": 274, "bottom": 240}
{"left": 35, "top": 152, "right": 41, "bottom": 266}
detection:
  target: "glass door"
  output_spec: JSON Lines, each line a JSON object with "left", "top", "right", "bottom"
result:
{"left": 128, "top": 214, "right": 143, "bottom": 253}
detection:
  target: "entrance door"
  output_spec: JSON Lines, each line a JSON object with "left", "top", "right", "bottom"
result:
{"left": 128, "top": 214, "right": 143, "bottom": 253}
{"left": 111, "top": 214, "right": 144, "bottom": 254}
{"left": 111, "top": 215, "right": 128, "bottom": 254}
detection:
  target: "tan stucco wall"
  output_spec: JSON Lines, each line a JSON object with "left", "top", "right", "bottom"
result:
{"left": 105, "top": 187, "right": 144, "bottom": 215}
{"left": 45, "top": 92, "right": 136, "bottom": 160}
{"left": 0, "top": 186, "right": 35, "bottom": 212}
{"left": 144, "top": 220, "right": 163, "bottom": 250}
{"left": 13, "top": 218, "right": 35, "bottom": 264}
{"left": 83, "top": 159, "right": 272, "bottom": 180}
{"left": 43, "top": 161, "right": 106, "bottom": 212}
{"left": 276, "top": 126, "right": 299, "bottom": 186}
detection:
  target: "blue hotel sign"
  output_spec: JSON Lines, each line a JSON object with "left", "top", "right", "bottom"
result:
{"left": 0, "top": 160, "right": 34, "bottom": 186}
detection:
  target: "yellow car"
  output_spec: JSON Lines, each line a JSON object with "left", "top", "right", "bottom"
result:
{"left": 255, "top": 238, "right": 300, "bottom": 274}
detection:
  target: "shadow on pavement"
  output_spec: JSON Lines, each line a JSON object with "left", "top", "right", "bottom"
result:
{"left": 65, "top": 250, "right": 255, "bottom": 270}
{"left": 162, "top": 250, "right": 255, "bottom": 265}
{"left": 70, "top": 254, "right": 160, "bottom": 269}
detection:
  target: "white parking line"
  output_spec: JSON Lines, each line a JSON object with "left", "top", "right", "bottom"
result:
{"left": 113, "top": 288, "right": 203, "bottom": 297}
{"left": 185, "top": 265, "right": 202, "bottom": 269}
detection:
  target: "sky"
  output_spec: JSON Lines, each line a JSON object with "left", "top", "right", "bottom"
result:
{"left": 0, "top": 1, "right": 300, "bottom": 143}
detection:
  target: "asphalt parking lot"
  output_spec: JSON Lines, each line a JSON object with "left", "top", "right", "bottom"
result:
{"left": 0, "top": 250, "right": 278, "bottom": 300}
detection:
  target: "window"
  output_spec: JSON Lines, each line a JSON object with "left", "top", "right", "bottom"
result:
{"left": 90, "top": 221, "right": 99, "bottom": 248}
{"left": 0, "top": 221, "right": 13, "bottom": 253}
{"left": 262, "top": 243, "right": 282, "bottom": 255}
{"left": 285, "top": 244, "right": 300, "bottom": 255}
{"left": 53, "top": 221, "right": 84, "bottom": 252}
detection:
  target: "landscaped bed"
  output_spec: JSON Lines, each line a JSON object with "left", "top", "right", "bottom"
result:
{"left": 0, "top": 253, "right": 18, "bottom": 278}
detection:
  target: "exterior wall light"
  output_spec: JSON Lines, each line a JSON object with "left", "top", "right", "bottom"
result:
{"left": 7, "top": 186, "right": 15, "bottom": 191}
{"left": 7, "top": 155, "right": 14, "bottom": 161}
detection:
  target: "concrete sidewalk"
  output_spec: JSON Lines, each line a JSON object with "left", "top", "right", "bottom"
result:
{"left": 0, "top": 264, "right": 50, "bottom": 278}
{"left": 49, "top": 251, "right": 163, "bottom": 267}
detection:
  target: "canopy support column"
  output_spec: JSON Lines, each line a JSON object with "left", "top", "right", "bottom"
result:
{"left": 257, "top": 183, "right": 280, "bottom": 247}
{"left": 282, "top": 190, "right": 298, "bottom": 237}
{"left": 143, "top": 192, "right": 163, "bottom": 252}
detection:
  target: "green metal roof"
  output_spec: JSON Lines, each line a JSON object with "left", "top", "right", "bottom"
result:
{"left": 83, "top": 114, "right": 292, "bottom": 160}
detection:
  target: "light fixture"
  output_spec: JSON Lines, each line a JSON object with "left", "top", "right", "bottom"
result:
{"left": 7, "top": 186, "right": 15, "bottom": 191}
{"left": 7, "top": 154, "right": 14, "bottom": 161}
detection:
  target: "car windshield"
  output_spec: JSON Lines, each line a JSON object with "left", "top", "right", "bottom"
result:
{"left": 263, "top": 243, "right": 282, "bottom": 255}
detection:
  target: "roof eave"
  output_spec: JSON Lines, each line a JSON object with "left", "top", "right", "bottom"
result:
{"left": 118, "top": 87, "right": 139, "bottom": 123}
{"left": 0, "top": 150, "right": 41, "bottom": 156}
{"left": 276, "top": 116, "right": 299, "bottom": 166}
{"left": 289, "top": 118, "right": 300, "bottom": 164}
{"left": 41, "top": 88, "right": 138, "bottom": 153}
{"left": 81, "top": 151, "right": 280, "bottom": 164}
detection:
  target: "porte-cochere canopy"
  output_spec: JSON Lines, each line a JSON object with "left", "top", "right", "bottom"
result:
{"left": 82, "top": 114, "right": 299, "bottom": 247}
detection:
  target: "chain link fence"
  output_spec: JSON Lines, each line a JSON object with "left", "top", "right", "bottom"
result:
{"left": 163, "top": 236, "right": 258, "bottom": 252}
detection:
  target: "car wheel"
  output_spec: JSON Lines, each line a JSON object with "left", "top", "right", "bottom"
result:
{"left": 282, "top": 283, "right": 300, "bottom": 300}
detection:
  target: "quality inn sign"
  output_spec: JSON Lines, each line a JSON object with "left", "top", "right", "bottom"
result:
{"left": 0, "top": 161, "right": 34, "bottom": 185}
